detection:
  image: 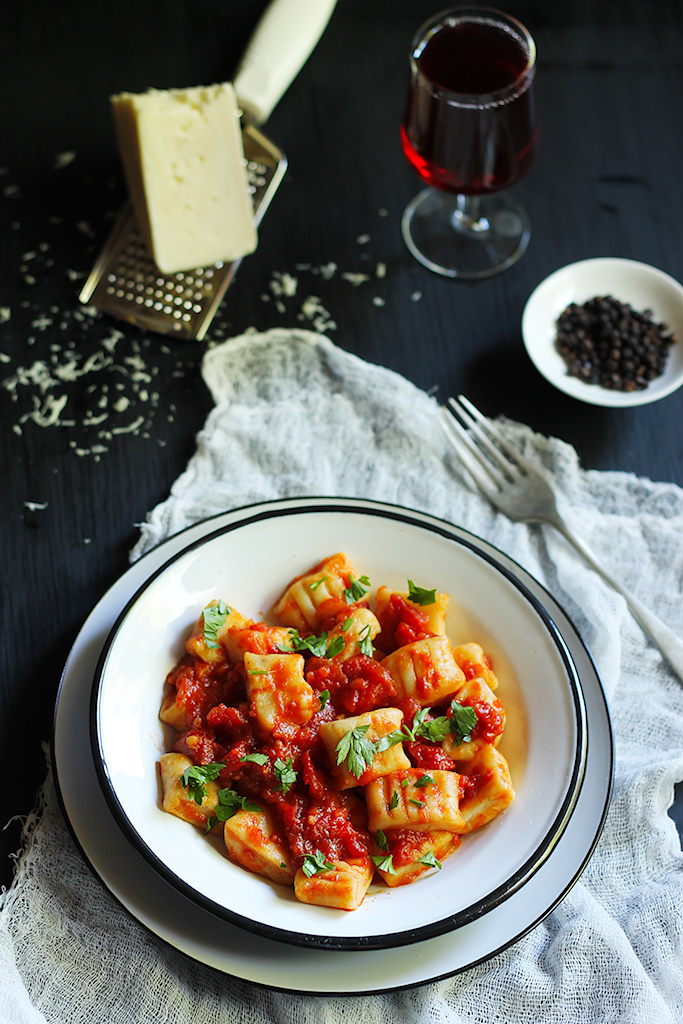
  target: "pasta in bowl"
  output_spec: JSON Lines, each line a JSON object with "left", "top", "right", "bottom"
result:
{"left": 91, "top": 501, "right": 587, "bottom": 949}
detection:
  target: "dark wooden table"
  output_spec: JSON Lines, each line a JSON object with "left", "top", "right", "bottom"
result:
{"left": 2, "top": 0, "right": 682, "bottom": 891}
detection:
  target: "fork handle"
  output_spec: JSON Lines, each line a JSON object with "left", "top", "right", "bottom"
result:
{"left": 553, "top": 516, "right": 683, "bottom": 680}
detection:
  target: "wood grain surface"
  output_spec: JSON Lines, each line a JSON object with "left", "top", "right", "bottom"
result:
{"left": 2, "top": 0, "right": 682, "bottom": 890}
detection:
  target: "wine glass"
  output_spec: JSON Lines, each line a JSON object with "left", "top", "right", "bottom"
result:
{"left": 400, "top": 7, "right": 538, "bottom": 279}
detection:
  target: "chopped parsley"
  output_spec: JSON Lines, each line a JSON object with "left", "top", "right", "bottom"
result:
{"left": 273, "top": 757, "right": 297, "bottom": 794}
{"left": 412, "top": 707, "right": 451, "bottom": 743}
{"left": 409, "top": 798, "right": 425, "bottom": 808}
{"left": 319, "top": 689, "right": 331, "bottom": 708}
{"left": 416, "top": 851, "right": 442, "bottom": 870}
{"left": 335, "top": 725, "right": 376, "bottom": 779}
{"left": 205, "top": 787, "right": 262, "bottom": 831}
{"left": 324, "top": 634, "right": 346, "bottom": 659}
{"left": 450, "top": 701, "right": 478, "bottom": 744}
{"left": 376, "top": 703, "right": 478, "bottom": 752}
{"left": 414, "top": 773, "right": 435, "bottom": 788}
{"left": 407, "top": 580, "right": 437, "bottom": 606}
{"left": 374, "top": 723, "right": 415, "bottom": 752}
{"left": 181, "top": 762, "right": 225, "bottom": 804}
{"left": 375, "top": 829, "right": 389, "bottom": 851}
{"left": 357, "top": 623, "right": 374, "bottom": 657}
{"left": 280, "top": 628, "right": 344, "bottom": 659}
{"left": 301, "top": 850, "right": 335, "bottom": 877}
{"left": 344, "top": 574, "right": 371, "bottom": 604}
{"left": 202, "top": 601, "right": 231, "bottom": 649}
{"left": 389, "top": 790, "right": 400, "bottom": 810}
{"left": 371, "top": 853, "right": 396, "bottom": 874}
{"left": 309, "top": 576, "right": 328, "bottom": 591}
{"left": 240, "top": 752, "right": 269, "bottom": 766}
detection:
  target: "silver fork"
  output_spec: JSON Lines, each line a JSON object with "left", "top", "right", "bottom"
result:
{"left": 442, "top": 394, "right": 683, "bottom": 681}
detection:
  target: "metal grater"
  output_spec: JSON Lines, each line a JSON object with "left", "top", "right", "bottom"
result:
{"left": 79, "top": 124, "right": 287, "bottom": 341}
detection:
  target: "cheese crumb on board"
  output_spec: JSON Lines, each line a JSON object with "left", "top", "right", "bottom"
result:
{"left": 111, "top": 82, "right": 257, "bottom": 274}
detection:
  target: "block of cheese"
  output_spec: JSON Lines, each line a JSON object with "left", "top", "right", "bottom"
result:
{"left": 111, "top": 82, "right": 257, "bottom": 274}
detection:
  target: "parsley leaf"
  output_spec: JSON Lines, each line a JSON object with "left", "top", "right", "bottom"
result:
{"left": 374, "top": 723, "right": 415, "bottom": 752}
{"left": 205, "top": 787, "right": 262, "bottom": 831}
{"left": 273, "top": 757, "right": 297, "bottom": 794}
{"left": 240, "top": 752, "right": 268, "bottom": 766}
{"left": 417, "top": 851, "right": 442, "bottom": 870}
{"left": 409, "top": 797, "right": 425, "bottom": 807}
{"left": 302, "top": 850, "right": 335, "bottom": 877}
{"left": 389, "top": 790, "right": 400, "bottom": 809}
{"left": 319, "top": 689, "right": 330, "bottom": 708}
{"left": 411, "top": 707, "right": 430, "bottom": 736}
{"left": 415, "top": 773, "right": 435, "bottom": 788}
{"left": 413, "top": 707, "right": 452, "bottom": 744}
{"left": 344, "top": 574, "right": 371, "bottom": 604}
{"left": 358, "top": 623, "right": 374, "bottom": 657}
{"left": 375, "top": 829, "right": 389, "bottom": 851}
{"left": 280, "top": 629, "right": 327, "bottom": 657}
{"left": 371, "top": 853, "right": 396, "bottom": 874}
{"left": 325, "top": 634, "right": 346, "bottom": 659}
{"left": 181, "top": 762, "right": 225, "bottom": 804}
{"left": 208, "top": 787, "right": 262, "bottom": 827}
{"left": 450, "top": 702, "right": 478, "bottom": 743}
{"left": 202, "top": 601, "right": 231, "bottom": 649}
{"left": 386, "top": 705, "right": 471, "bottom": 747}
{"left": 418, "top": 716, "right": 452, "bottom": 743}
{"left": 309, "top": 576, "right": 328, "bottom": 591}
{"left": 335, "top": 725, "right": 376, "bottom": 779}
{"left": 281, "top": 628, "right": 345, "bottom": 659}
{"left": 407, "top": 580, "right": 438, "bottom": 606}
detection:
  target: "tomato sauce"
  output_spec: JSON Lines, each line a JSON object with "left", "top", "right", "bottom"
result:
{"left": 163, "top": 597, "right": 504, "bottom": 874}
{"left": 375, "top": 593, "right": 434, "bottom": 651}
{"left": 465, "top": 696, "right": 505, "bottom": 742}
{"left": 165, "top": 656, "right": 227, "bottom": 727}
{"left": 386, "top": 828, "right": 433, "bottom": 867}
{"left": 406, "top": 742, "right": 458, "bottom": 772}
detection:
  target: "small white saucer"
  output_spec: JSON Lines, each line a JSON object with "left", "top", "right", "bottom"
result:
{"left": 521, "top": 258, "right": 683, "bottom": 407}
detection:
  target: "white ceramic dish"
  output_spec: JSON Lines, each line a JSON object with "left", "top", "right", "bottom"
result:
{"left": 89, "top": 500, "right": 586, "bottom": 951}
{"left": 53, "top": 498, "right": 613, "bottom": 993}
{"left": 522, "top": 257, "right": 683, "bottom": 407}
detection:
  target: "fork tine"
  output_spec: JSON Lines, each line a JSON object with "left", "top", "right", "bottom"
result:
{"left": 445, "top": 397, "right": 520, "bottom": 483}
{"left": 455, "top": 395, "right": 532, "bottom": 475}
{"left": 440, "top": 406, "right": 504, "bottom": 497}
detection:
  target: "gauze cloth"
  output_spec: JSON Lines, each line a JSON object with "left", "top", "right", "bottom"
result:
{"left": 2, "top": 328, "right": 683, "bottom": 1024}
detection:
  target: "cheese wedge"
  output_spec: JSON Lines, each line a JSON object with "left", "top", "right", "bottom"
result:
{"left": 111, "top": 82, "right": 257, "bottom": 273}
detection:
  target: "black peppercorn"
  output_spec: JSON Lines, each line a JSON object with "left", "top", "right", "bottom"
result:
{"left": 555, "top": 295, "right": 675, "bottom": 391}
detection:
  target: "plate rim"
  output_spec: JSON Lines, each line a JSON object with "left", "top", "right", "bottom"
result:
{"left": 52, "top": 496, "right": 614, "bottom": 993}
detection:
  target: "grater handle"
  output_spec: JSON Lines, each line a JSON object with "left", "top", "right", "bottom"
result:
{"left": 233, "top": 0, "right": 337, "bottom": 126}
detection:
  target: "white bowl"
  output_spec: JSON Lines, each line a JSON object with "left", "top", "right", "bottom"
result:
{"left": 522, "top": 257, "right": 683, "bottom": 407}
{"left": 91, "top": 501, "right": 587, "bottom": 950}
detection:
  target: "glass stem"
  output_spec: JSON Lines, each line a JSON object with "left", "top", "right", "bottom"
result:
{"left": 453, "top": 194, "right": 490, "bottom": 234}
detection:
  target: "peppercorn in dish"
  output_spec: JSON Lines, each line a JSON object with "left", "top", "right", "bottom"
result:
{"left": 555, "top": 295, "right": 675, "bottom": 391}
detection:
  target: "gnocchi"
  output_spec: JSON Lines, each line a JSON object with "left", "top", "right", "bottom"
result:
{"left": 158, "top": 553, "right": 515, "bottom": 911}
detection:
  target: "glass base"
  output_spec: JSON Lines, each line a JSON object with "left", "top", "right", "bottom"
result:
{"left": 401, "top": 188, "right": 531, "bottom": 279}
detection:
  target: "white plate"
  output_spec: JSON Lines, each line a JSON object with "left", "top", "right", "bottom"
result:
{"left": 522, "top": 257, "right": 683, "bottom": 407}
{"left": 53, "top": 498, "right": 613, "bottom": 993}
{"left": 91, "top": 503, "right": 586, "bottom": 950}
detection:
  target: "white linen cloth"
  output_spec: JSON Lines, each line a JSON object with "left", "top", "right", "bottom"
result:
{"left": 2, "top": 328, "right": 683, "bottom": 1023}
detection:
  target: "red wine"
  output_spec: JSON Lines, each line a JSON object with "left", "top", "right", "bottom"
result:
{"left": 401, "top": 16, "right": 538, "bottom": 196}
